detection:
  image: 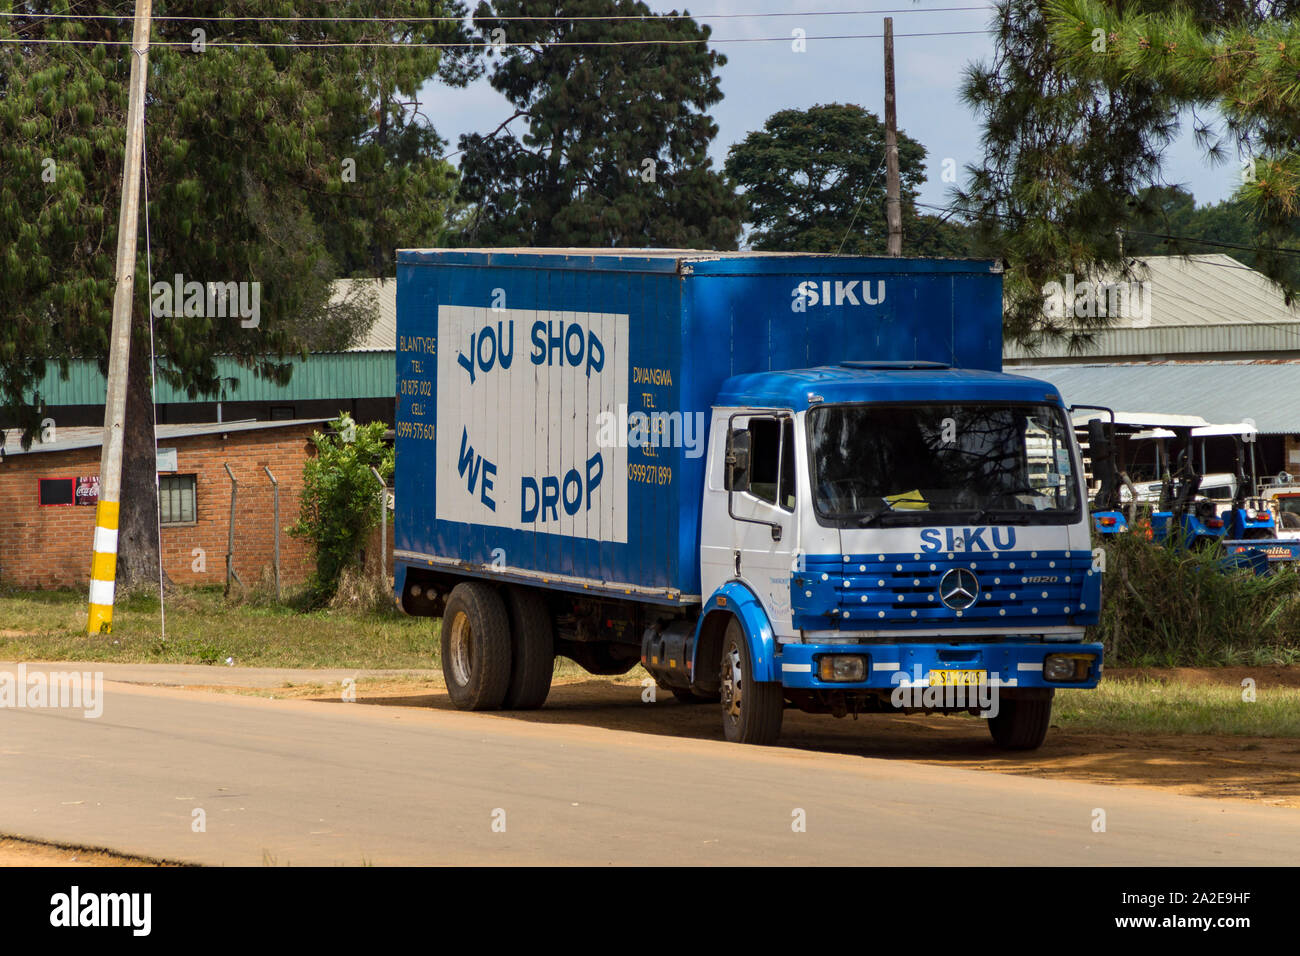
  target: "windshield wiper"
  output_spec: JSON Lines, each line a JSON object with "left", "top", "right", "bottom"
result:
{"left": 851, "top": 502, "right": 895, "bottom": 526}
{"left": 968, "top": 506, "right": 1036, "bottom": 525}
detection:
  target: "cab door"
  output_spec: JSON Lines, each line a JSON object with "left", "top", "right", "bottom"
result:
{"left": 722, "top": 413, "right": 799, "bottom": 637}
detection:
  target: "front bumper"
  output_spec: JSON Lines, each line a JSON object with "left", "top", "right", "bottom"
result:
{"left": 776, "top": 641, "right": 1103, "bottom": 690}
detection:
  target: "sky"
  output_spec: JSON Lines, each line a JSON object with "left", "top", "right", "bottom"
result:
{"left": 421, "top": 0, "right": 1246, "bottom": 213}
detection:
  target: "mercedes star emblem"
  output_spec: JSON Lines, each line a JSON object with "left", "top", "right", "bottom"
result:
{"left": 938, "top": 568, "right": 980, "bottom": 610}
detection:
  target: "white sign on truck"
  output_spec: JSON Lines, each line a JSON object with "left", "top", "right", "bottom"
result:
{"left": 435, "top": 305, "right": 631, "bottom": 543}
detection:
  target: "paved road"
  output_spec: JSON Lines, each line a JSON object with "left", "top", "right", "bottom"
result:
{"left": 2, "top": 671, "right": 1298, "bottom": 865}
{"left": 0, "top": 660, "right": 440, "bottom": 689}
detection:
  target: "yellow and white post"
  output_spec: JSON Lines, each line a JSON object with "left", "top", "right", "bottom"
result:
{"left": 86, "top": 0, "right": 152, "bottom": 635}
{"left": 87, "top": 501, "right": 121, "bottom": 633}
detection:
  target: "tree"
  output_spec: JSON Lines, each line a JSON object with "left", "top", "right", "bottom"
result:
{"left": 725, "top": 103, "right": 960, "bottom": 256}
{"left": 1043, "top": 0, "right": 1300, "bottom": 298}
{"left": 0, "top": 2, "right": 476, "bottom": 591}
{"left": 956, "top": 1, "right": 1300, "bottom": 352}
{"left": 1122, "top": 185, "right": 1272, "bottom": 269}
{"left": 455, "top": 0, "right": 742, "bottom": 249}
{"left": 954, "top": 0, "right": 1187, "bottom": 351}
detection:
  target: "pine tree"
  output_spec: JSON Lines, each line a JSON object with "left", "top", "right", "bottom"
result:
{"left": 954, "top": 0, "right": 1183, "bottom": 350}
{"left": 959, "top": 0, "right": 1300, "bottom": 349}
{"left": 1044, "top": 0, "right": 1300, "bottom": 299}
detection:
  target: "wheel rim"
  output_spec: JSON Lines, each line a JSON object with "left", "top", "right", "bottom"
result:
{"left": 448, "top": 611, "right": 473, "bottom": 687}
{"left": 721, "top": 639, "right": 743, "bottom": 725}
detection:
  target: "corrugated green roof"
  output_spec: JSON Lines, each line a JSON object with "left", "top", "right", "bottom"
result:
{"left": 1024, "top": 361, "right": 1300, "bottom": 434}
{"left": 30, "top": 352, "right": 395, "bottom": 405}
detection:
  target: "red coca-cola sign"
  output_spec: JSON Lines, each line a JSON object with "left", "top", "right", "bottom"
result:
{"left": 75, "top": 475, "right": 99, "bottom": 505}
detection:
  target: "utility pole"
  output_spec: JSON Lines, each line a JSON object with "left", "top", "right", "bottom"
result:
{"left": 884, "top": 16, "right": 903, "bottom": 257}
{"left": 87, "top": 0, "right": 153, "bottom": 634}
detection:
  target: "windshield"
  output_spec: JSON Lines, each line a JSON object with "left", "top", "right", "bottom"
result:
{"left": 807, "top": 402, "right": 1080, "bottom": 525}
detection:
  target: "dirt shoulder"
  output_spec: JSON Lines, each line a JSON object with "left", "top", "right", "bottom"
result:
{"left": 0, "top": 836, "right": 169, "bottom": 867}
{"left": 171, "top": 667, "right": 1300, "bottom": 810}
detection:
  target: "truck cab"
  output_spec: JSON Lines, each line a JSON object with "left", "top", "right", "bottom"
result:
{"left": 673, "top": 362, "right": 1103, "bottom": 746}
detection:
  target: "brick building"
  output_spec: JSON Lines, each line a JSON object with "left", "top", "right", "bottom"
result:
{"left": 0, "top": 419, "right": 332, "bottom": 590}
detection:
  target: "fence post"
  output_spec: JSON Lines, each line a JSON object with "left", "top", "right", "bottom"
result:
{"left": 264, "top": 465, "right": 280, "bottom": 602}
{"left": 370, "top": 466, "right": 387, "bottom": 583}
{"left": 223, "top": 462, "right": 243, "bottom": 594}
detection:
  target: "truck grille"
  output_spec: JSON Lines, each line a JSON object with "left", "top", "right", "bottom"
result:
{"left": 792, "top": 550, "right": 1099, "bottom": 631}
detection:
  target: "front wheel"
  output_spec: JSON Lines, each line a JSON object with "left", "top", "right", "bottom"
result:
{"left": 719, "top": 619, "right": 783, "bottom": 745}
{"left": 987, "top": 691, "right": 1054, "bottom": 750}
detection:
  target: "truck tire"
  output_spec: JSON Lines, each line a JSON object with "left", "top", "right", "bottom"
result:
{"left": 503, "top": 587, "right": 555, "bottom": 710}
{"left": 720, "top": 618, "right": 783, "bottom": 745}
{"left": 987, "top": 691, "right": 1054, "bottom": 750}
{"left": 441, "top": 582, "right": 512, "bottom": 711}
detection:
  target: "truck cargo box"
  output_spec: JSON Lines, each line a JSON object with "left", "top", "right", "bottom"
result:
{"left": 394, "top": 248, "right": 1004, "bottom": 605}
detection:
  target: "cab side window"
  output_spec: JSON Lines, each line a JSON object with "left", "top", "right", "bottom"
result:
{"left": 746, "top": 417, "right": 796, "bottom": 512}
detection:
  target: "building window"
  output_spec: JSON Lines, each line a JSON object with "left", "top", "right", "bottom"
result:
{"left": 159, "top": 474, "right": 197, "bottom": 525}
{"left": 270, "top": 405, "right": 295, "bottom": 420}
{"left": 38, "top": 477, "right": 75, "bottom": 506}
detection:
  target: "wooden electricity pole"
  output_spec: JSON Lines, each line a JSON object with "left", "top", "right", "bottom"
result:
{"left": 87, "top": 0, "right": 153, "bottom": 634}
{"left": 884, "top": 16, "right": 903, "bottom": 257}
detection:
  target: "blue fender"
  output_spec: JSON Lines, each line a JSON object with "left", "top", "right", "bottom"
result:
{"left": 692, "top": 581, "right": 779, "bottom": 683}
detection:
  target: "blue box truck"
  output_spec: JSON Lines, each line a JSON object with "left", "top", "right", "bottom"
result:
{"left": 393, "top": 249, "right": 1104, "bottom": 747}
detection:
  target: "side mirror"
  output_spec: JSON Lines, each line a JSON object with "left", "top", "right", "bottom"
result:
{"left": 725, "top": 428, "right": 751, "bottom": 492}
{"left": 1086, "top": 418, "right": 1114, "bottom": 463}
{"left": 1087, "top": 418, "right": 1118, "bottom": 478}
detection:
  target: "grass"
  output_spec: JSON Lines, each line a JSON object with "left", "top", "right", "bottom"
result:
{"left": 0, "top": 585, "right": 440, "bottom": 669}
{"left": 1054, "top": 678, "right": 1300, "bottom": 737}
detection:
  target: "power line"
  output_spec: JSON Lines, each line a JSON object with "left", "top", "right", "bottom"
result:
{"left": 0, "top": 7, "right": 995, "bottom": 24}
{"left": 0, "top": 29, "right": 994, "bottom": 48}
{"left": 915, "top": 200, "right": 1300, "bottom": 262}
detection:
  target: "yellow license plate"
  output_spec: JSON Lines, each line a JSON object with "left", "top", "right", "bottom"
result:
{"left": 929, "top": 669, "right": 986, "bottom": 686}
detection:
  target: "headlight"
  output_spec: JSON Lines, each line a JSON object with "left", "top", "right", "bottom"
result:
{"left": 1043, "top": 653, "right": 1096, "bottom": 682}
{"left": 817, "top": 655, "right": 867, "bottom": 682}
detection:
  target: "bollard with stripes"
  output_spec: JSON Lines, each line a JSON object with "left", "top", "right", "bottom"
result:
{"left": 86, "top": 499, "right": 120, "bottom": 633}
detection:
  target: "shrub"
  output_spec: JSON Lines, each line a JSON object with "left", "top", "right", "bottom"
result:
{"left": 1093, "top": 533, "right": 1300, "bottom": 666}
{"left": 290, "top": 414, "right": 393, "bottom": 603}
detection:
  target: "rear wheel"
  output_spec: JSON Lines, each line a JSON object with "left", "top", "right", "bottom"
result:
{"left": 441, "top": 582, "right": 512, "bottom": 711}
{"left": 719, "top": 618, "right": 783, "bottom": 745}
{"left": 503, "top": 587, "right": 555, "bottom": 710}
{"left": 987, "top": 691, "right": 1054, "bottom": 750}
